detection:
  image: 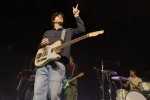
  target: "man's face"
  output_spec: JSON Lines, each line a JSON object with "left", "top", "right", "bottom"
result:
{"left": 69, "top": 57, "right": 74, "bottom": 65}
{"left": 130, "top": 70, "right": 135, "bottom": 76}
{"left": 69, "top": 57, "right": 73, "bottom": 62}
{"left": 54, "top": 15, "right": 63, "bottom": 23}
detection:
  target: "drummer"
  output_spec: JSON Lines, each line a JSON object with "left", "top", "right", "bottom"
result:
{"left": 123, "top": 68, "right": 142, "bottom": 91}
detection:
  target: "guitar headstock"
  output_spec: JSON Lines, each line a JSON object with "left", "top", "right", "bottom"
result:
{"left": 77, "top": 72, "right": 84, "bottom": 77}
{"left": 88, "top": 30, "right": 104, "bottom": 37}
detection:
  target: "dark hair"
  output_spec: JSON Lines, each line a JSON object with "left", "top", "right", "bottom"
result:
{"left": 129, "top": 68, "right": 137, "bottom": 74}
{"left": 51, "top": 12, "right": 64, "bottom": 26}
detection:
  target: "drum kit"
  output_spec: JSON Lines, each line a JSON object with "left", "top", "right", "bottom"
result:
{"left": 96, "top": 67, "right": 150, "bottom": 100}
{"left": 112, "top": 76, "right": 150, "bottom": 100}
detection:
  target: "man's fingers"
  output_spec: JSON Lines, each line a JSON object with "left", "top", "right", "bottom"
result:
{"left": 76, "top": 4, "right": 79, "bottom": 9}
{"left": 43, "top": 38, "right": 49, "bottom": 43}
{"left": 73, "top": 4, "right": 78, "bottom": 10}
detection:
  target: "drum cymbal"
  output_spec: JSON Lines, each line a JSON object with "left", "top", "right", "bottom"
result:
{"left": 111, "top": 76, "right": 129, "bottom": 81}
{"left": 102, "top": 70, "right": 117, "bottom": 75}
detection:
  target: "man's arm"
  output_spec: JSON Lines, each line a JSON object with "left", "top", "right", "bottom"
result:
{"left": 123, "top": 81, "right": 130, "bottom": 88}
{"left": 72, "top": 4, "right": 85, "bottom": 34}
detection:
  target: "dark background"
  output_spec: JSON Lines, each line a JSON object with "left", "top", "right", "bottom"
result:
{"left": 0, "top": 0, "right": 150, "bottom": 99}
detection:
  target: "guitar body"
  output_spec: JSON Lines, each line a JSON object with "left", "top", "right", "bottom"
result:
{"left": 63, "top": 73, "right": 84, "bottom": 89}
{"left": 34, "top": 40, "right": 62, "bottom": 67}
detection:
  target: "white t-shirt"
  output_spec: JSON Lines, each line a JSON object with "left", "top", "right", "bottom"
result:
{"left": 129, "top": 76, "right": 142, "bottom": 90}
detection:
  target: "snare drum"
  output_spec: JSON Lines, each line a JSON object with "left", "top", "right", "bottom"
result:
{"left": 125, "top": 90, "right": 147, "bottom": 100}
{"left": 138, "top": 82, "right": 150, "bottom": 91}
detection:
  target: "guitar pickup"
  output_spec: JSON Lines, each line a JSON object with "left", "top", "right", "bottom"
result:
{"left": 37, "top": 57, "right": 47, "bottom": 62}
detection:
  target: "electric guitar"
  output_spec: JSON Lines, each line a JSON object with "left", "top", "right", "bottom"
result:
{"left": 34, "top": 30, "right": 104, "bottom": 67}
{"left": 63, "top": 72, "right": 84, "bottom": 89}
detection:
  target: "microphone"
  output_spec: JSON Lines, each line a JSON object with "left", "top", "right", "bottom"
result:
{"left": 94, "top": 67, "right": 100, "bottom": 71}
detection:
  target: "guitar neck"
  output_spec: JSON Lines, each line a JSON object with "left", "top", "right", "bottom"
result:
{"left": 68, "top": 76, "right": 79, "bottom": 83}
{"left": 55, "top": 34, "right": 89, "bottom": 50}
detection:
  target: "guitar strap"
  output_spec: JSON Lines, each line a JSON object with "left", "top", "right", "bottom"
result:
{"left": 61, "top": 29, "right": 66, "bottom": 42}
{"left": 71, "top": 64, "right": 76, "bottom": 76}
{"left": 67, "top": 64, "right": 76, "bottom": 80}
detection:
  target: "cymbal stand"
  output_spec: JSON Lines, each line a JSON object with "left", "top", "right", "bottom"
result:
{"left": 101, "top": 60, "right": 105, "bottom": 100}
{"left": 120, "top": 79, "right": 123, "bottom": 89}
{"left": 94, "top": 67, "right": 102, "bottom": 100}
{"left": 108, "top": 73, "right": 112, "bottom": 100}
{"left": 119, "top": 78, "right": 124, "bottom": 100}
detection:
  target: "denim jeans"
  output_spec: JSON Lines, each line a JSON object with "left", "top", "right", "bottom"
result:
{"left": 33, "top": 61, "right": 65, "bottom": 100}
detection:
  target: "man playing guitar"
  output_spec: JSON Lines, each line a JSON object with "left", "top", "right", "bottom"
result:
{"left": 33, "top": 4, "right": 85, "bottom": 100}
